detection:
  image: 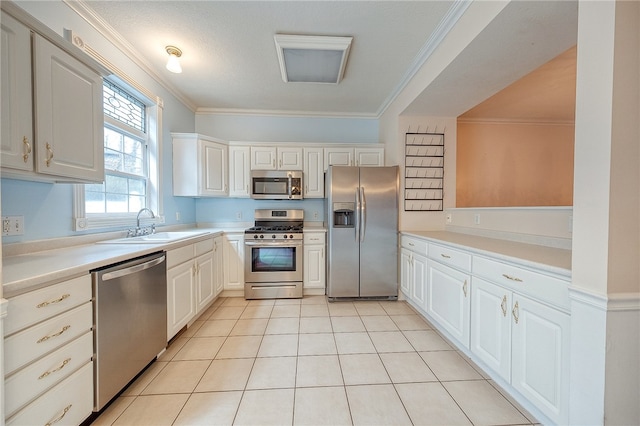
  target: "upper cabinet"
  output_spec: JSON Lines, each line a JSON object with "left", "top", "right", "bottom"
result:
{"left": 228, "top": 145, "right": 251, "bottom": 197}
{"left": 303, "top": 147, "right": 324, "bottom": 198}
{"left": 250, "top": 146, "right": 303, "bottom": 170}
{"left": 173, "top": 133, "right": 228, "bottom": 197}
{"left": 324, "top": 146, "right": 384, "bottom": 170}
{"left": 1, "top": 6, "right": 105, "bottom": 183}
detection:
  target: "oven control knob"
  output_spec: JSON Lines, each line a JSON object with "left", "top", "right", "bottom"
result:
{"left": 259, "top": 235, "right": 264, "bottom": 239}
{"left": 289, "top": 234, "right": 294, "bottom": 239}
{"left": 253, "top": 235, "right": 258, "bottom": 239}
{"left": 284, "top": 234, "right": 288, "bottom": 239}
{"left": 272, "top": 234, "right": 276, "bottom": 239}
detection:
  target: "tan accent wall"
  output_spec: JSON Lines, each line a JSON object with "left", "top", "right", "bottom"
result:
{"left": 456, "top": 121, "right": 574, "bottom": 207}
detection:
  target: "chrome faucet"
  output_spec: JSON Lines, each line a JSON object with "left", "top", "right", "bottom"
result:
{"left": 133, "top": 208, "right": 156, "bottom": 236}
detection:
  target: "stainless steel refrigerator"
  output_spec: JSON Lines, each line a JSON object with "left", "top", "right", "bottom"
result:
{"left": 326, "top": 165, "right": 399, "bottom": 300}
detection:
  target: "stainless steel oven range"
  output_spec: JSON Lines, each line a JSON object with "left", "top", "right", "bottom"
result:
{"left": 244, "top": 209, "right": 304, "bottom": 299}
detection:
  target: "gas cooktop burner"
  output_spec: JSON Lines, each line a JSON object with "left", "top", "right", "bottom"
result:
{"left": 245, "top": 225, "right": 303, "bottom": 233}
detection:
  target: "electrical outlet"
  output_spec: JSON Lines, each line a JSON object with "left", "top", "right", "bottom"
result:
{"left": 474, "top": 214, "right": 481, "bottom": 225}
{"left": 175, "top": 212, "right": 181, "bottom": 221}
{"left": 445, "top": 213, "right": 452, "bottom": 224}
{"left": 2, "top": 216, "right": 24, "bottom": 236}
{"left": 236, "top": 211, "right": 242, "bottom": 220}
{"left": 313, "top": 211, "right": 319, "bottom": 220}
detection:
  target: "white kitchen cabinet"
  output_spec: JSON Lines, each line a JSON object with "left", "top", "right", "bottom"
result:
{"left": 250, "top": 146, "right": 303, "bottom": 170}
{"left": 355, "top": 147, "right": 384, "bottom": 167}
{"left": 303, "top": 231, "right": 326, "bottom": 293}
{"left": 172, "top": 133, "right": 229, "bottom": 197}
{"left": 470, "top": 276, "right": 570, "bottom": 425}
{"left": 324, "top": 145, "right": 385, "bottom": 170}
{"left": 400, "top": 248, "right": 412, "bottom": 297}
{"left": 303, "top": 147, "right": 324, "bottom": 198}
{"left": 223, "top": 232, "right": 245, "bottom": 291}
{"left": 213, "top": 235, "right": 224, "bottom": 296}
{"left": 1, "top": 13, "right": 33, "bottom": 172}
{"left": 1, "top": 8, "right": 104, "bottom": 183}
{"left": 166, "top": 258, "right": 195, "bottom": 340}
{"left": 426, "top": 260, "right": 471, "bottom": 349}
{"left": 228, "top": 145, "right": 251, "bottom": 197}
{"left": 3, "top": 274, "right": 93, "bottom": 424}
{"left": 167, "top": 238, "right": 216, "bottom": 340}
{"left": 399, "top": 235, "right": 428, "bottom": 309}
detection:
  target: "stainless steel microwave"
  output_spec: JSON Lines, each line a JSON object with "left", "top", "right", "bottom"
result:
{"left": 250, "top": 170, "right": 303, "bottom": 200}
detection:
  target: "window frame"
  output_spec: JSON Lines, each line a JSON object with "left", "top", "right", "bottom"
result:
{"left": 73, "top": 77, "right": 163, "bottom": 231}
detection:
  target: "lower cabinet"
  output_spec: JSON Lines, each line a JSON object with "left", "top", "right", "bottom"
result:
{"left": 223, "top": 232, "right": 245, "bottom": 291}
{"left": 400, "top": 247, "right": 427, "bottom": 309}
{"left": 166, "top": 237, "right": 216, "bottom": 340}
{"left": 303, "top": 231, "right": 325, "bottom": 293}
{"left": 213, "top": 235, "right": 224, "bottom": 296}
{"left": 426, "top": 260, "right": 470, "bottom": 348}
{"left": 471, "top": 277, "right": 570, "bottom": 424}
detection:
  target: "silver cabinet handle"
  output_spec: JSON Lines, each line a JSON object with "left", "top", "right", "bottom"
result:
{"left": 501, "top": 295, "right": 507, "bottom": 317}
{"left": 440, "top": 253, "right": 451, "bottom": 259}
{"left": 503, "top": 273, "right": 523, "bottom": 283}
{"left": 462, "top": 280, "right": 468, "bottom": 297}
{"left": 37, "top": 293, "right": 70, "bottom": 308}
{"left": 408, "top": 242, "right": 415, "bottom": 247}
{"left": 512, "top": 301, "right": 520, "bottom": 324}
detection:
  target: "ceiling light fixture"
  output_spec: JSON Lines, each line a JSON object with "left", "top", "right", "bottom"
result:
{"left": 274, "top": 34, "right": 352, "bottom": 84}
{"left": 165, "top": 46, "right": 182, "bottom": 74}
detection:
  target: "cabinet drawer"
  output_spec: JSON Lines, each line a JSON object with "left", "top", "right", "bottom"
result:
{"left": 5, "top": 332, "right": 93, "bottom": 417}
{"left": 4, "top": 302, "right": 93, "bottom": 375}
{"left": 428, "top": 243, "right": 471, "bottom": 272}
{"left": 400, "top": 235, "right": 427, "bottom": 255}
{"left": 5, "top": 275, "right": 91, "bottom": 336}
{"left": 195, "top": 238, "right": 214, "bottom": 256}
{"left": 304, "top": 232, "right": 325, "bottom": 245}
{"left": 167, "top": 244, "right": 194, "bottom": 268}
{"left": 7, "top": 361, "right": 93, "bottom": 426}
{"left": 473, "top": 255, "right": 570, "bottom": 311}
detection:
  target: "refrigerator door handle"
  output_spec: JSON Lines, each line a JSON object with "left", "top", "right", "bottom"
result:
{"left": 355, "top": 187, "right": 361, "bottom": 242}
{"left": 360, "top": 186, "right": 366, "bottom": 242}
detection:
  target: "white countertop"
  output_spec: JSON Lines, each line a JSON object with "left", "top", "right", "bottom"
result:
{"left": 2, "top": 228, "right": 225, "bottom": 298}
{"left": 402, "top": 230, "right": 571, "bottom": 278}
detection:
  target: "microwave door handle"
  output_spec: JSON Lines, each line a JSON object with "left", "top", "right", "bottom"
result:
{"left": 360, "top": 187, "right": 366, "bottom": 242}
{"left": 288, "top": 173, "right": 292, "bottom": 199}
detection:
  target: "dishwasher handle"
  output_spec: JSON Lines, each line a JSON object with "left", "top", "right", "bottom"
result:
{"left": 101, "top": 255, "right": 166, "bottom": 281}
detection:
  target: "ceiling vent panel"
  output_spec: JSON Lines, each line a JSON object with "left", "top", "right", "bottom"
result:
{"left": 274, "top": 34, "right": 352, "bottom": 84}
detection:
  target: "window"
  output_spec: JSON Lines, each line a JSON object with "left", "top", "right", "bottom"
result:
{"left": 74, "top": 78, "right": 162, "bottom": 231}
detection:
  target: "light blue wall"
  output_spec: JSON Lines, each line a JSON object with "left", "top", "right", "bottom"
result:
{"left": 196, "top": 198, "right": 325, "bottom": 225}
{"left": 1, "top": 1, "right": 197, "bottom": 243}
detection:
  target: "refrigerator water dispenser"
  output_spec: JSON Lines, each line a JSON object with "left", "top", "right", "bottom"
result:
{"left": 332, "top": 202, "right": 355, "bottom": 227}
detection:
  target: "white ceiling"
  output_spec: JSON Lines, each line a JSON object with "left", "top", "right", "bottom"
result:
{"left": 80, "top": 1, "right": 578, "bottom": 119}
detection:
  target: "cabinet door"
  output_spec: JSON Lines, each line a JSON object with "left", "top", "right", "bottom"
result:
{"left": 324, "top": 148, "right": 353, "bottom": 170}
{"left": 278, "top": 147, "right": 303, "bottom": 170}
{"left": 33, "top": 35, "right": 104, "bottom": 182}
{"left": 213, "top": 236, "right": 224, "bottom": 296}
{"left": 1, "top": 13, "right": 33, "bottom": 172}
{"left": 167, "top": 261, "right": 195, "bottom": 340}
{"left": 304, "top": 244, "right": 325, "bottom": 289}
{"left": 228, "top": 146, "right": 250, "bottom": 197}
{"left": 470, "top": 277, "right": 512, "bottom": 381}
{"left": 400, "top": 248, "right": 412, "bottom": 298}
{"left": 200, "top": 140, "right": 228, "bottom": 196}
{"left": 411, "top": 253, "right": 427, "bottom": 309}
{"left": 427, "top": 261, "right": 471, "bottom": 348}
{"left": 303, "top": 148, "right": 324, "bottom": 198}
{"left": 223, "top": 233, "right": 245, "bottom": 290}
{"left": 511, "top": 294, "right": 570, "bottom": 424}
{"left": 251, "top": 146, "right": 277, "bottom": 170}
{"left": 355, "top": 148, "right": 384, "bottom": 167}
{"left": 195, "top": 252, "right": 215, "bottom": 313}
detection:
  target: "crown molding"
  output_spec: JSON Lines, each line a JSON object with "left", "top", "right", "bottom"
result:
{"left": 196, "top": 108, "right": 378, "bottom": 120}
{"left": 62, "top": 0, "right": 197, "bottom": 112}
{"left": 376, "top": 0, "right": 472, "bottom": 118}
{"left": 457, "top": 117, "right": 575, "bottom": 126}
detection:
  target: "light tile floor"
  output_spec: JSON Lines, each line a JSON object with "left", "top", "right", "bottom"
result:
{"left": 92, "top": 296, "right": 539, "bottom": 426}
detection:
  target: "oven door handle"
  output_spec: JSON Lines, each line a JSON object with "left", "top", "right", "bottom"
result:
{"left": 288, "top": 173, "right": 293, "bottom": 199}
{"left": 245, "top": 241, "right": 302, "bottom": 247}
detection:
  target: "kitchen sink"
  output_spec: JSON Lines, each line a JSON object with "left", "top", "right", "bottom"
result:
{"left": 97, "top": 231, "right": 209, "bottom": 244}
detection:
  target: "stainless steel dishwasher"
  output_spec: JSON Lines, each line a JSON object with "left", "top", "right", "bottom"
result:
{"left": 92, "top": 251, "right": 167, "bottom": 411}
